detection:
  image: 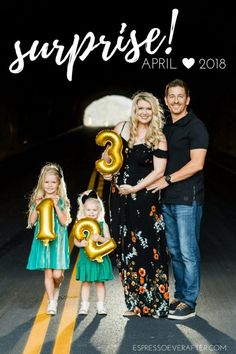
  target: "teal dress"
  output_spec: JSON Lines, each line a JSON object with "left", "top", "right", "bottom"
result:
{"left": 76, "top": 221, "right": 114, "bottom": 282}
{"left": 26, "top": 199, "right": 70, "bottom": 270}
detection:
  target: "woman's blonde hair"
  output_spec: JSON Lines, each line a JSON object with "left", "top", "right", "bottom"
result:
{"left": 27, "top": 162, "right": 71, "bottom": 226}
{"left": 77, "top": 190, "right": 105, "bottom": 222}
{"left": 128, "top": 91, "right": 165, "bottom": 149}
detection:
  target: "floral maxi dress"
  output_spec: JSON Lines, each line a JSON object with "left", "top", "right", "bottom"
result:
{"left": 109, "top": 138, "right": 169, "bottom": 317}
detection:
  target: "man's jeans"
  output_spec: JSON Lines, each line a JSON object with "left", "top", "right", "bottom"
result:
{"left": 162, "top": 203, "right": 203, "bottom": 309}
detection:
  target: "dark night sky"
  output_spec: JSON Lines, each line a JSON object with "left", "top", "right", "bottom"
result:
{"left": 0, "top": 1, "right": 235, "bottom": 160}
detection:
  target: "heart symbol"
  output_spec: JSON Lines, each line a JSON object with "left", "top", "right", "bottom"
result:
{"left": 182, "top": 58, "right": 195, "bottom": 69}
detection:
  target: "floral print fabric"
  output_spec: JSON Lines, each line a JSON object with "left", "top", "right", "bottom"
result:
{"left": 109, "top": 138, "right": 169, "bottom": 316}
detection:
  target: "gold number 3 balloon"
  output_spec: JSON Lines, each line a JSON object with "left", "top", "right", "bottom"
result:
{"left": 95, "top": 129, "right": 123, "bottom": 175}
{"left": 36, "top": 198, "right": 56, "bottom": 246}
{"left": 70, "top": 217, "right": 117, "bottom": 263}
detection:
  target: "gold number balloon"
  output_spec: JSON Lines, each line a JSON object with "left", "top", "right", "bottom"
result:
{"left": 95, "top": 129, "right": 123, "bottom": 175}
{"left": 70, "top": 217, "right": 101, "bottom": 241}
{"left": 70, "top": 217, "right": 117, "bottom": 263}
{"left": 36, "top": 198, "right": 56, "bottom": 246}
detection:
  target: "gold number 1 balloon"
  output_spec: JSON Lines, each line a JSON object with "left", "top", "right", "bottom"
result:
{"left": 95, "top": 129, "right": 123, "bottom": 175}
{"left": 36, "top": 198, "right": 56, "bottom": 246}
{"left": 70, "top": 217, "right": 117, "bottom": 263}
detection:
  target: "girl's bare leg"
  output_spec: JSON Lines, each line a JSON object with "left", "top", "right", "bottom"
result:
{"left": 96, "top": 282, "right": 106, "bottom": 302}
{"left": 96, "top": 282, "right": 107, "bottom": 315}
{"left": 44, "top": 269, "right": 54, "bottom": 300}
{"left": 81, "top": 282, "right": 92, "bottom": 302}
{"left": 52, "top": 269, "right": 64, "bottom": 301}
{"left": 78, "top": 282, "right": 91, "bottom": 314}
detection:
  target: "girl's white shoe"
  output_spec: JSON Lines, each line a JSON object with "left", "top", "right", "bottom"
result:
{"left": 47, "top": 300, "right": 57, "bottom": 315}
{"left": 78, "top": 302, "right": 90, "bottom": 315}
{"left": 97, "top": 302, "right": 107, "bottom": 315}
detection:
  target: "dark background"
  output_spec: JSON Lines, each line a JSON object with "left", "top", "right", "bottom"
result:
{"left": 0, "top": 4, "right": 235, "bottom": 353}
{"left": 0, "top": 1, "right": 235, "bottom": 164}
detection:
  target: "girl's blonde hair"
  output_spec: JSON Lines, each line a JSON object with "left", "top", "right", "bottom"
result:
{"left": 27, "top": 162, "right": 71, "bottom": 226}
{"left": 128, "top": 91, "right": 165, "bottom": 149}
{"left": 77, "top": 190, "right": 105, "bottom": 222}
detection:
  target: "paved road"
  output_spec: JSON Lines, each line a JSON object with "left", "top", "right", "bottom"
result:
{"left": 0, "top": 127, "right": 236, "bottom": 354}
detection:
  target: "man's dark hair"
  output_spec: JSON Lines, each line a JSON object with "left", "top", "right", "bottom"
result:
{"left": 165, "top": 79, "right": 190, "bottom": 97}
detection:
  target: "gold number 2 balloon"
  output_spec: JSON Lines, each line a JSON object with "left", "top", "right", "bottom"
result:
{"left": 70, "top": 217, "right": 117, "bottom": 263}
{"left": 36, "top": 198, "right": 56, "bottom": 246}
{"left": 95, "top": 129, "right": 123, "bottom": 175}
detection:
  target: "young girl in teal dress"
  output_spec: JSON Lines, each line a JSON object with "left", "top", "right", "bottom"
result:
{"left": 74, "top": 190, "right": 114, "bottom": 315}
{"left": 26, "top": 162, "right": 71, "bottom": 315}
